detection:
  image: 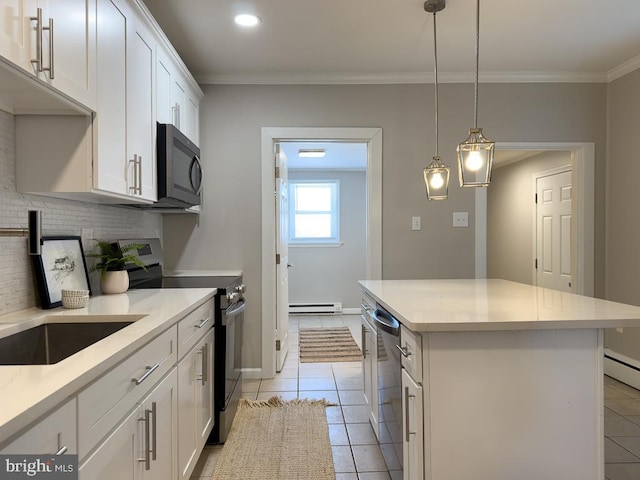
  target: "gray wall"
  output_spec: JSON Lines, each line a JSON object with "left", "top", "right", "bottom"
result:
{"left": 487, "top": 151, "right": 572, "bottom": 284}
{"left": 605, "top": 68, "right": 640, "bottom": 361}
{"left": 0, "top": 110, "right": 162, "bottom": 313}
{"left": 287, "top": 170, "right": 366, "bottom": 309}
{"left": 163, "top": 82, "right": 608, "bottom": 370}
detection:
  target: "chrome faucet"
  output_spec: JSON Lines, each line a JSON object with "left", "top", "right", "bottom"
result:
{"left": 0, "top": 210, "right": 42, "bottom": 255}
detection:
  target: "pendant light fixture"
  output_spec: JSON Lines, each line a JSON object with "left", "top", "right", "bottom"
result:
{"left": 423, "top": 0, "right": 450, "bottom": 201}
{"left": 456, "top": 0, "right": 494, "bottom": 187}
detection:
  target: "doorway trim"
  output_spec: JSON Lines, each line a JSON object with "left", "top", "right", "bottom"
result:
{"left": 475, "top": 142, "right": 594, "bottom": 296}
{"left": 261, "top": 127, "right": 383, "bottom": 379}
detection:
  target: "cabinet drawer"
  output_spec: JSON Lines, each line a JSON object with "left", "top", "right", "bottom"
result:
{"left": 1, "top": 398, "right": 77, "bottom": 455}
{"left": 400, "top": 326, "right": 422, "bottom": 380}
{"left": 77, "top": 326, "right": 177, "bottom": 460}
{"left": 177, "top": 301, "right": 214, "bottom": 360}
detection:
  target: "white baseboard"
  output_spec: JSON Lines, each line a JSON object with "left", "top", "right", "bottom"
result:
{"left": 342, "top": 308, "right": 360, "bottom": 315}
{"left": 604, "top": 348, "right": 640, "bottom": 390}
{"left": 242, "top": 368, "right": 263, "bottom": 380}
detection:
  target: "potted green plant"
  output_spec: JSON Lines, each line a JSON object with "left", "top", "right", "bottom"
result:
{"left": 88, "top": 241, "right": 146, "bottom": 294}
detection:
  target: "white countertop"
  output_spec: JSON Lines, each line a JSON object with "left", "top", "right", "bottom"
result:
{"left": 359, "top": 279, "right": 640, "bottom": 332}
{"left": 0, "top": 288, "right": 215, "bottom": 444}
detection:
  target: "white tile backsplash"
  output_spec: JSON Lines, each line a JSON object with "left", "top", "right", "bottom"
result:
{"left": 0, "top": 110, "right": 162, "bottom": 314}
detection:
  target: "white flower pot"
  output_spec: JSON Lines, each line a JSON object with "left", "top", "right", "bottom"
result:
{"left": 100, "top": 270, "right": 129, "bottom": 294}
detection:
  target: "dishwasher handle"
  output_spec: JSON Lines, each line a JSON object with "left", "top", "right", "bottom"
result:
{"left": 372, "top": 308, "right": 400, "bottom": 336}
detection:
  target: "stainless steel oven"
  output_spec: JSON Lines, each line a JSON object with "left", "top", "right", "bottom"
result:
{"left": 116, "top": 238, "right": 245, "bottom": 443}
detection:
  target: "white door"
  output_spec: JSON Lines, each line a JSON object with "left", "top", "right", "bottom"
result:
{"left": 536, "top": 170, "right": 572, "bottom": 292}
{"left": 275, "top": 143, "right": 289, "bottom": 372}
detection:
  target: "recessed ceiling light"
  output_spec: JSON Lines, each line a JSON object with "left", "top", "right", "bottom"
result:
{"left": 234, "top": 14, "right": 261, "bottom": 27}
{"left": 298, "top": 149, "right": 326, "bottom": 158}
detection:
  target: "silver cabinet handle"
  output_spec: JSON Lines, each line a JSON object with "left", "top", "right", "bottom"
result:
{"left": 129, "top": 155, "right": 142, "bottom": 195}
{"left": 137, "top": 156, "right": 143, "bottom": 194}
{"left": 30, "top": 8, "right": 43, "bottom": 72}
{"left": 131, "top": 363, "right": 160, "bottom": 385}
{"left": 138, "top": 408, "right": 151, "bottom": 470}
{"left": 361, "top": 324, "right": 367, "bottom": 359}
{"left": 195, "top": 317, "right": 210, "bottom": 329}
{"left": 55, "top": 446, "right": 67, "bottom": 455}
{"left": 396, "top": 344, "right": 411, "bottom": 358}
{"left": 42, "top": 16, "right": 53, "bottom": 79}
{"left": 404, "top": 386, "right": 417, "bottom": 443}
{"left": 360, "top": 303, "right": 373, "bottom": 313}
{"left": 150, "top": 401, "right": 157, "bottom": 461}
{"left": 201, "top": 343, "right": 208, "bottom": 386}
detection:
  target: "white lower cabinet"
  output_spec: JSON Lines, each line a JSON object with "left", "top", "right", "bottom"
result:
{"left": 401, "top": 369, "right": 423, "bottom": 480}
{"left": 361, "top": 309, "right": 379, "bottom": 438}
{"left": 177, "top": 329, "right": 214, "bottom": 480}
{"left": 79, "top": 368, "right": 178, "bottom": 480}
{"left": 0, "top": 398, "right": 77, "bottom": 456}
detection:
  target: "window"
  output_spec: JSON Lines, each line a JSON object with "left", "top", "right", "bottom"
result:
{"left": 289, "top": 180, "right": 340, "bottom": 244}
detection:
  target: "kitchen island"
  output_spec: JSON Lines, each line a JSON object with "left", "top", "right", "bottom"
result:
{"left": 359, "top": 279, "right": 640, "bottom": 480}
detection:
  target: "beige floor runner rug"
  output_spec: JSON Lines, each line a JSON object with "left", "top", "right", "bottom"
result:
{"left": 299, "top": 326, "right": 362, "bottom": 363}
{"left": 211, "top": 396, "right": 335, "bottom": 480}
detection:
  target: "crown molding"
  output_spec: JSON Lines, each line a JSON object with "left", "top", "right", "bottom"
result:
{"left": 196, "top": 70, "right": 608, "bottom": 85}
{"left": 608, "top": 53, "right": 640, "bottom": 82}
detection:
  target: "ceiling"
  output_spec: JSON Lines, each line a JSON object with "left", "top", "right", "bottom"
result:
{"left": 281, "top": 142, "right": 368, "bottom": 170}
{"left": 142, "top": 0, "right": 640, "bottom": 84}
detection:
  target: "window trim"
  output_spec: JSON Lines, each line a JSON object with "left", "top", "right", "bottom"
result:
{"left": 288, "top": 180, "right": 340, "bottom": 244}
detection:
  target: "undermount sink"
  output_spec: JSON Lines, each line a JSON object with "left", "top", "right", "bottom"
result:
{"left": 0, "top": 315, "right": 146, "bottom": 365}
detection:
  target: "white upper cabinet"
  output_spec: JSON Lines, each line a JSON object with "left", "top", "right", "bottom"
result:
{"left": 156, "top": 44, "right": 201, "bottom": 146}
{"left": 0, "top": 0, "right": 96, "bottom": 110}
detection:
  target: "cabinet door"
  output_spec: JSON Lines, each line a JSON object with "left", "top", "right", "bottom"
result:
{"left": 197, "top": 330, "right": 214, "bottom": 444}
{"left": 138, "top": 369, "right": 178, "bottom": 480}
{"left": 178, "top": 330, "right": 214, "bottom": 480}
{"left": 79, "top": 406, "right": 137, "bottom": 480}
{"left": 1, "top": 398, "right": 76, "bottom": 455}
{"left": 126, "top": 16, "right": 156, "bottom": 201}
{"left": 0, "top": 0, "right": 37, "bottom": 72}
{"left": 156, "top": 48, "right": 173, "bottom": 126}
{"left": 362, "top": 319, "right": 372, "bottom": 407}
{"left": 184, "top": 92, "right": 199, "bottom": 145}
{"left": 94, "top": 0, "right": 127, "bottom": 195}
{"left": 38, "top": 0, "right": 96, "bottom": 110}
{"left": 171, "top": 77, "right": 185, "bottom": 131}
{"left": 401, "top": 369, "right": 423, "bottom": 480}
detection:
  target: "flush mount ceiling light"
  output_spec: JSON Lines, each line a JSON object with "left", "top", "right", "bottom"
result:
{"left": 234, "top": 13, "right": 261, "bottom": 27}
{"left": 298, "top": 149, "right": 326, "bottom": 158}
{"left": 423, "top": 0, "right": 450, "bottom": 201}
{"left": 456, "top": 0, "right": 495, "bottom": 187}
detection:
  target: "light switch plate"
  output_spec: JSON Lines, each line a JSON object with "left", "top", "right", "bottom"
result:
{"left": 453, "top": 212, "right": 469, "bottom": 228}
{"left": 412, "top": 216, "right": 421, "bottom": 231}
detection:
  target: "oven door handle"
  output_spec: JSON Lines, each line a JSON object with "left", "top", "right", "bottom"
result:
{"left": 222, "top": 299, "right": 246, "bottom": 318}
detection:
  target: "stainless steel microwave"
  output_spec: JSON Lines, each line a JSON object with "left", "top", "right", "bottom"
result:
{"left": 156, "top": 123, "right": 202, "bottom": 208}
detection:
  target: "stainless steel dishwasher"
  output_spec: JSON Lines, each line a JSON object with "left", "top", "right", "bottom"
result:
{"left": 372, "top": 305, "right": 403, "bottom": 478}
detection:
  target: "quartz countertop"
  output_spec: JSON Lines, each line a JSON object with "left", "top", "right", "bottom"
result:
{"left": 359, "top": 279, "right": 640, "bottom": 332}
{"left": 0, "top": 288, "right": 215, "bottom": 444}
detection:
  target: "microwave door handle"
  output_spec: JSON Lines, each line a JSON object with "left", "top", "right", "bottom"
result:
{"left": 189, "top": 156, "right": 203, "bottom": 195}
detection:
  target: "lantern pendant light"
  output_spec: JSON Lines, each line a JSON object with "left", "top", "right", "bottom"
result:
{"left": 423, "top": 0, "right": 450, "bottom": 201}
{"left": 457, "top": 0, "right": 494, "bottom": 187}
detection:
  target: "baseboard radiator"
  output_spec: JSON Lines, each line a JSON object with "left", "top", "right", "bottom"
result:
{"left": 604, "top": 348, "right": 640, "bottom": 391}
{"left": 289, "top": 302, "right": 343, "bottom": 314}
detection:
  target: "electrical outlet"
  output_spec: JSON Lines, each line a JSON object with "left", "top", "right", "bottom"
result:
{"left": 453, "top": 212, "right": 469, "bottom": 228}
{"left": 616, "top": 327, "right": 624, "bottom": 334}
{"left": 412, "top": 216, "right": 421, "bottom": 231}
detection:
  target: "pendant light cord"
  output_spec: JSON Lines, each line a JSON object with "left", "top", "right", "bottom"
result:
{"left": 433, "top": 11, "right": 439, "bottom": 156}
{"left": 474, "top": 0, "right": 480, "bottom": 129}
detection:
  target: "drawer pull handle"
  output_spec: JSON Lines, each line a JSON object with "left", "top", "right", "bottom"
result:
{"left": 396, "top": 344, "right": 411, "bottom": 358}
{"left": 404, "top": 386, "right": 417, "bottom": 443}
{"left": 195, "top": 317, "right": 210, "bottom": 328}
{"left": 132, "top": 363, "right": 160, "bottom": 385}
{"left": 150, "top": 401, "right": 157, "bottom": 461}
{"left": 55, "top": 446, "right": 67, "bottom": 456}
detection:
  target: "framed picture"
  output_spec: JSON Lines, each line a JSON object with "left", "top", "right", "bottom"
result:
{"left": 32, "top": 236, "right": 92, "bottom": 309}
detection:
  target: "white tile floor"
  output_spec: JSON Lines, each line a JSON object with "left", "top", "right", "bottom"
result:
{"left": 189, "top": 314, "right": 640, "bottom": 480}
{"left": 189, "top": 314, "right": 394, "bottom": 480}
